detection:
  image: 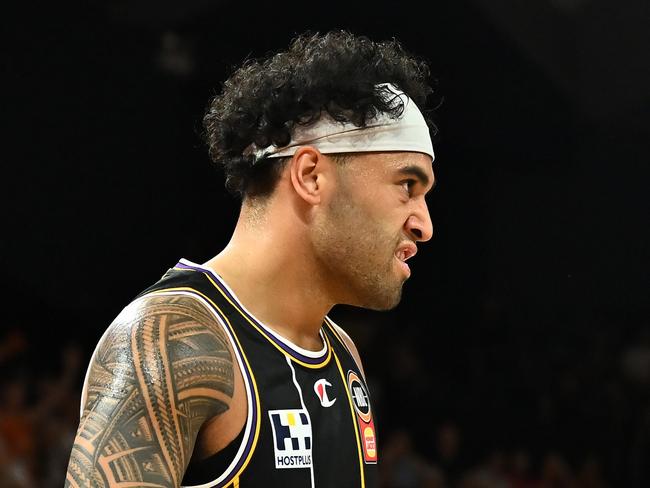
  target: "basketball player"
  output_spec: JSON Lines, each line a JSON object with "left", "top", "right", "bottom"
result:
{"left": 65, "top": 30, "right": 438, "bottom": 488}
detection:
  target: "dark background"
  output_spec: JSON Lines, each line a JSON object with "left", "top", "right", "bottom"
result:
{"left": 2, "top": 1, "right": 648, "bottom": 486}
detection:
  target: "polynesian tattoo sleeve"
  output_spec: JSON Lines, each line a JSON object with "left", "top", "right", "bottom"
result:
{"left": 65, "top": 294, "right": 234, "bottom": 487}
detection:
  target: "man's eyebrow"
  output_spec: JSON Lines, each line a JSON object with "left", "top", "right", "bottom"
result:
{"left": 396, "top": 165, "right": 436, "bottom": 192}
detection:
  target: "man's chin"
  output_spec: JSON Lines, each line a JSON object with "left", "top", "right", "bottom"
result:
{"left": 355, "top": 286, "right": 403, "bottom": 311}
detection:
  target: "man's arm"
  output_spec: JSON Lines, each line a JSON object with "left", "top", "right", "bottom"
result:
{"left": 65, "top": 294, "right": 234, "bottom": 488}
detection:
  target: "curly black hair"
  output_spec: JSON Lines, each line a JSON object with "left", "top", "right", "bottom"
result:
{"left": 202, "top": 30, "right": 439, "bottom": 200}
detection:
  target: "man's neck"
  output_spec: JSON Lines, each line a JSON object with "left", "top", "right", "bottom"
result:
{"left": 203, "top": 225, "right": 334, "bottom": 352}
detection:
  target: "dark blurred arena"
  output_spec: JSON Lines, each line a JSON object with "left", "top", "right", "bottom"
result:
{"left": 2, "top": 0, "right": 649, "bottom": 486}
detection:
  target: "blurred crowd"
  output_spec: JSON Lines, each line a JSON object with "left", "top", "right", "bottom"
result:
{"left": 378, "top": 423, "right": 609, "bottom": 488}
{"left": 0, "top": 329, "right": 82, "bottom": 487}
{"left": 346, "top": 309, "right": 650, "bottom": 488}
{"left": 0, "top": 317, "right": 648, "bottom": 487}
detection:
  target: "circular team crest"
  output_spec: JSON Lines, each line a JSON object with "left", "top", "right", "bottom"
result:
{"left": 347, "top": 371, "right": 372, "bottom": 423}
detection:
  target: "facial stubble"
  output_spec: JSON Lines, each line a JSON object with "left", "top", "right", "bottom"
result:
{"left": 312, "top": 175, "right": 406, "bottom": 311}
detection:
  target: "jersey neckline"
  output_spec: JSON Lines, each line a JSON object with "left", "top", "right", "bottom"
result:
{"left": 176, "top": 258, "right": 331, "bottom": 366}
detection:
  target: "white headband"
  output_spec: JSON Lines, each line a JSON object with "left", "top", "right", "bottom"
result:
{"left": 246, "top": 83, "right": 434, "bottom": 162}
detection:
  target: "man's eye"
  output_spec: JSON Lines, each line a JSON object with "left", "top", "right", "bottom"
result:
{"left": 402, "top": 179, "right": 417, "bottom": 194}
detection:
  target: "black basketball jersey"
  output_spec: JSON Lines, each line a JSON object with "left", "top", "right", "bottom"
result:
{"left": 135, "top": 259, "right": 379, "bottom": 488}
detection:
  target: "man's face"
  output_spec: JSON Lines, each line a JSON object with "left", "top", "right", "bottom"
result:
{"left": 312, "top": 151, "right": 435, "bottom": 310}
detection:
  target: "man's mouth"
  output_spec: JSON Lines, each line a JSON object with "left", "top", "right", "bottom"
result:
{"left": 394, "top": 255, "right": 411, "bottom": 277}
{"left": 394, "top": 243, "right": 417, "bottom": 277}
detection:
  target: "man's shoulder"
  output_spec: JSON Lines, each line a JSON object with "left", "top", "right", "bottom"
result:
{"left": 327, "top": 317, "right": 356, "bottom": 348}
{"left": 95, "top": 292, "right": 228, "bottom": 361}
{"left": 326, "top": 316, "right": 366, "bottom": 378}
{"left": 83, "top": 291, "right": 235, "bottom": 404}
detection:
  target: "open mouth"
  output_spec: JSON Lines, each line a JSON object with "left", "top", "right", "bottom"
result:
{"left": 394, "top": 254, "right": 411, "bottom": 277}
{"left": 394, "top": 243, "right": 416, "bottom": 277}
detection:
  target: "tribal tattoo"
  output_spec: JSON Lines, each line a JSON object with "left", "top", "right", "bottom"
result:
{"left": 65, "top": 294, "right": 234, "bottom": 487}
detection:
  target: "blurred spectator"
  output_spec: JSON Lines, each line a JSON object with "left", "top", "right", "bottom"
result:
{"left": 0, "top": 436, "right": 35, "bottom": 488}
{"left": 380, "top": 428, "right": 445, "bottom": 488}
{"left": 0, "top": 340, "right": 84, "bottom": 487}
{"left": 0, "top": 377, "right": 37, "bottom": 488}
{"left": 506, "top": 449, "right": 538, "bottom": 488}
{"left": 430, "top": 420, "right": 465, "bottom": 487}
{"left": 626, "top": 405, "right": 650, "bottom": 488}
{"left": 538, "top": 452, "right": 575, "bottom": 488}
{"left": 37, "top": 343, "right": 84, "bottom": 486}
{"left": 620, "top": 325, "right": 650, "bottom": 387}
{"left": 458, "top": 449, "right": 509, "bottom": 488}
{"left": 574, "top": 456, "right": 608, "bottom": 488}
{"left": 0, "top": 329, "right": 28, "bottom": 365}
{"left": 39, "top": 409, "right": 78, "bottom": 488}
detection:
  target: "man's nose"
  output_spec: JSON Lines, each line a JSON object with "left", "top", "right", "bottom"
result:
{"left": 404, "top": 200, "right": 433, "bottom": 243}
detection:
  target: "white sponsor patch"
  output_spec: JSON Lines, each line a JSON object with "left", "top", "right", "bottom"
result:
{"left": 268, "top": 409, "right": 313, "bottom": 469}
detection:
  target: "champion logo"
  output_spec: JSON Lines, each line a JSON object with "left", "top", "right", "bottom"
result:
{"left": 313, "top": 378, "right": 337, "bottom": 407}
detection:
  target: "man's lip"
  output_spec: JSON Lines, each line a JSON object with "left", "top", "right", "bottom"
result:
{"left": 395, "top": 256, "right": 411, "bottom": 276}
{"left": 395, "top": 242, "right": 418, "bottom": 262}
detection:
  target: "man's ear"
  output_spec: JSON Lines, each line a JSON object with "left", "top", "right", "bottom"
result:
{"left": 289, "top": 146, "right": 329, "bottom": 205}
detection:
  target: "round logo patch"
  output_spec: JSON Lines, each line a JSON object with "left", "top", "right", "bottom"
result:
{"left": 347, "top": 371, "right": 372, "bottom": 423}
